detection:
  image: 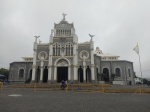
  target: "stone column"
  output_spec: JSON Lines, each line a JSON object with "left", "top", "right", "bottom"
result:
{"left": 54, "top": 66, "right": 57, "bottom": 83}
{"left": 48, "top": 30, "right": 53, "bottom": 83}
{"left": 31, "top": 65, "right": 36, "bottom": 82}
{"left": 68, "top": 65, "right": 71, "bottom": 82}
{"left": 91, "top": 64, "right": 95, "bottom": 82}
{"left": 90, "top": 39, "right": 95, "bottom": 83}
{"left": 48, "top": 45, "right": 53, "bottom": 83}
{"left": 83, "top": 61, "right": 86, "bottom": 83}
{"left": 48, "top": 65, "right": 52, "bottom": 83}
{"left": 73, "top": 54, "right": 78, "bottom": 82}
{"left": 73, "top": 65, "right": 77, "bottom": 83}
{"left": 32, "top": 36, "right": 39, "bottom": 82}
{"left": 73, "top": 34, "right": 78, "bottom": 83}
{"left": 40, "top": 60, "right": 44, "bottom": 83}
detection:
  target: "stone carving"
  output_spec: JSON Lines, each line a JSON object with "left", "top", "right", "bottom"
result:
{"left": 34, "top": 36, "right": 40, "bottom": 42}
{"left": 62, "top": 13, "right": 67, "bottom": 21}
{"left": 38, "top": 51, "right": 48, "bottom": 60}
{"left": 80, "top": 50, "right": 89, "bottom": 61}
{"left": 57, "top": 59, "right": 68, "bottom": 66}
{"left": 89, "top": 34, "right": 95, "bottom": 41}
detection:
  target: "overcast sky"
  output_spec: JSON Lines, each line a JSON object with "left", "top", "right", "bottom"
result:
{"left": 0, "top": 0, "right": 150, "bottom": 78}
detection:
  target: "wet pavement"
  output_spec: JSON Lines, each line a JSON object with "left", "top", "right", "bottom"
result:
{"left": 0, "top": 89, "right": 150, "bottom": 112}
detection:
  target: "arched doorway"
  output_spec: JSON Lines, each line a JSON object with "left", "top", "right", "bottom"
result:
{"left": 78, "top": 66, "right": 83, "bottom": 82}
{"left": 43, "top": 66, "right": 48, "bottom": 83}
{"left": 29, "top": 69, "right": 32, "bottom": 82}
{"left": 36, "top": 66, "right": 40, "bottom": 83}
{"left": 56, "top": 59, "right": 69, "bottom": 83}
{"left": 19, "top": 69, "right": 24, "bottom": 78}
{"left": 103, "top": 68, "right": 109, "bottom": 82}
{"left": 57, "top": 67, "right": 68, "bottom": 82}
{"left": 86, "top": 66, "right": 91, "bottom": 82}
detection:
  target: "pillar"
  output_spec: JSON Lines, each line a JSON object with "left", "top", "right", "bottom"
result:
{"left": 68, "top": 65, "right": 71, "bottom": 82}
{"left": 73, "top": 34, "right": 78, "bottom": 83}
{"left": 74, "top": 66, "right": 77, "bottom": 82}
{"left": 90, "top": 38, "right": 95, "bottom": 83}
{"left": 91, "top": 65, "right": 95, "bottom": 82}
{"left": 48, "top": 30, "right": 53, "bottom": 83}
{"left": 83, "top": 61, "right": 86, "bottom": 82}
{"left": 32, "top": 36, "right": 39, "bottom": 82}
{"left": 40, "top": 61, "right": 44, "bottom": 83}
{"left": 54, "top": 66, "right": 57, "bottom": 82}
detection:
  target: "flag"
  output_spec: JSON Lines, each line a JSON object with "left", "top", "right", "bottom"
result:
{"left": 133, "top": 43, "right": 139, "bottom": 54}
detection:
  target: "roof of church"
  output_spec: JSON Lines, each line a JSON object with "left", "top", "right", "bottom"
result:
{"left": 54, "top": 13, "right": 74, "bottom": 28}
{"left": 96, "top": 53, "right": 120, "bottom": 57}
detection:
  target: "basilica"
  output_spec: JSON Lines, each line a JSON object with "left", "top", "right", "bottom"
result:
{"left": 9, "top": 14, "right": 135, "bottom": 85}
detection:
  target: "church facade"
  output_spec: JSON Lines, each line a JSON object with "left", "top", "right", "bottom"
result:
{"left": 9, "top": 14, "right": 135, "bottom": 85}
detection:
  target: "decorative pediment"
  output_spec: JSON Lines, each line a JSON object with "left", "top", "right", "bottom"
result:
{"left": 57, "top": 59, "right": 68, "bottom": 66}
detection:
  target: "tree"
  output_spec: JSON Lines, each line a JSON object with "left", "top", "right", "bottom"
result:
{"left": 0, "top": 68, "right": 9, "bottom": 80}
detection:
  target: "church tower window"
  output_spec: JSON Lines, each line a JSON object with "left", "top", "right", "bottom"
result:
{"left": 53, "top": 43, "right": 61, "bottom": 56}
{"left": 65, "top": 43, "right": 73, "bottom": 56}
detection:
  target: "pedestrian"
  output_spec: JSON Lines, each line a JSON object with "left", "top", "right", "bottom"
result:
{"left": 61, "top": 80, "right": 65, "bottom": 90}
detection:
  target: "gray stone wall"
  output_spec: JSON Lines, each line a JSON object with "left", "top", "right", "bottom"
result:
{"left": 37, "top": 45, "right": 49, "bottom": 61}
{"left": 53, "top": 38, "right": 73, "bottom": 44}
{"left": 9, "top": 62, "right": 32, "bottom": 82}
{"left": 78, "top": 44, "right": 91, "bottom": 60}
{"left": 94, "top": 55, "right": 101, "bottom": 81}
{"left": 101, "top": 60, "right": 134, "bottom": 85}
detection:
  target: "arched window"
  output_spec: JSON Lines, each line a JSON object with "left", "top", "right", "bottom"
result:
{"left": 53, "top": 43, "right": 61, "bottom": 56}
{"left": 65, "top": 43, "right": 73, "bottom": 56}
{"left": 53, "top": 44, "right": 55, "bottom": 56}
{"left": 78, "top": 66, "right": 83, "bottom": 82}
{"left": 128, "top": 69, "right": 131, "bottom": 77}
{"left": 29, "top": 69, "right": 32, "bottom": 81}
{"left": 86, "top": 66, "right": 91, "bottom": 82}
{"left": 115, "top": 68, "right": 121, "bottom": 77}
{"left": 19, "top": 69, "right": 24, "bottom": 78}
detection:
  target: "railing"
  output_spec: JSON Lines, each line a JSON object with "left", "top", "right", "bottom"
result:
{"left": 1, "top": 83, "right": 150, "bottom": 94}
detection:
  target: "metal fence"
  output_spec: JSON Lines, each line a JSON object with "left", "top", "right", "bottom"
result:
{"left": 1, "top": 82, "right": 150, "bottom": 94}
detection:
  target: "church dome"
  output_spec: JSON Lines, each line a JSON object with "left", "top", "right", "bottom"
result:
{"left": 96, "top": 46, "right": 103, "bottom": 54}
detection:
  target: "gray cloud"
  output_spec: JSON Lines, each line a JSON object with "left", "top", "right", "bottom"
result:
{"left": 0, "top": 0, "right": 150, "bottom": 78}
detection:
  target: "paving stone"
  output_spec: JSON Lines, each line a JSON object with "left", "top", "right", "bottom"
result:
{"left": 0, "top": 89, "right": 150, "bottom": 112}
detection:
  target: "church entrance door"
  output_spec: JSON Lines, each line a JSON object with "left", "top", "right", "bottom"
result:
{"left": 78, "top": 66, "right": 83, "bottom": 82}
{"left": 29, "top": 69, "right": 32, "bottom": 82}
{"left": 36, "top": 66, "right": 40, "bottom": 83}
{"left": 57, "top": 67, "right": 68, "bottom": 82}
{"left": 43, "top": 66, "right": 48, "bottom": 83}
{"left": 103, "top": 68, "right": 109, "bottom": 82}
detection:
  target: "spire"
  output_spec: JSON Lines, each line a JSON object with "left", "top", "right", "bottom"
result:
{"left": 34, "top": 36, "right": 40, "bottom": 42}
{"left": 62, "top": 13, "right": 67, "bottom": 21}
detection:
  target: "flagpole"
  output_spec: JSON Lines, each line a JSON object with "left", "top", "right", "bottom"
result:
{"left": 133, "top": 43, "right": 143, "bottom": 84}
{"left": 138, "top": 53, "right": 143, "bottom": 83}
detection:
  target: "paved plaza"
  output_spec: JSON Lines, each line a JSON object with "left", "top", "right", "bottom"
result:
{"left": 0, "top": 89, "right": 150, "bottom": 112}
